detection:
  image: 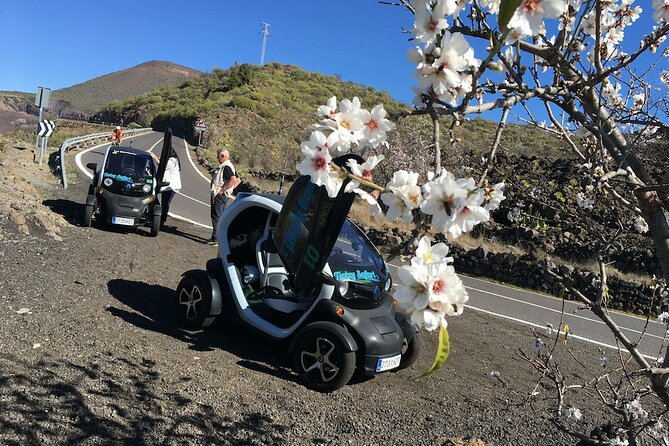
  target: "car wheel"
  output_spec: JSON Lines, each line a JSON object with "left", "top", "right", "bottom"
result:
{"left": 397, "top": 332, "right": 422, "bottom": 370}
{"left": 176, "top": 273, "right": 215, "bottom": 330}
{"left": 83, "top": 203, "right": 94, "bottom": 227}
{"left": 150, "top": 215, "right": 160, "bottom": 237}
{"left": 292, "top": 328, "right": 355, "bottom": 392}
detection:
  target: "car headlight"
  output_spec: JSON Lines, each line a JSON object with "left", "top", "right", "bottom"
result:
{"left": 103, "top": 178, "right": 113, "bottom": 186}
{"left": 337, "top": 280, "right": 350, "bottom": 297}
{"left": 384, "top": 278, "right": 392, "bottom": 292}
{"left": 142, "top": 184, "right": 152, "bottom": 193}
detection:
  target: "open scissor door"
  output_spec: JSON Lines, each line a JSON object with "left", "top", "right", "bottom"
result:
{"left": 273, "top": 155, "right": 362, "bottom": 296}
{"left": 155, "top": 128, "right": 173, "bottom": 190}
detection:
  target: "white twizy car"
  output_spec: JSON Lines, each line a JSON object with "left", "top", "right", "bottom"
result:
{"left": 175, "top": 157, "right": 421, "bottom": 392}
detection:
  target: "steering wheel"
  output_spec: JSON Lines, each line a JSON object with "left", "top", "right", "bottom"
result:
{"left": 121, "top": 168, "right": 136, "bottom": 177}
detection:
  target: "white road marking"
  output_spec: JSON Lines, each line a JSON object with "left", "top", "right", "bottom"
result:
{"left": 175, "top": 190, "right": 209, "bottom": 207}
{"left": 466, "top": 304, "right": 657, "bottom": 360}
{"left": 166, "top": 212, "right": 212, "bottom": 229}
{"left": 385, "top": 261, "right": 665, "bottom": 348}
{"left": 182, "top": 138, "right": 210, "bottom": 182}
{"left": 465, "top": 284, "right": 665, "bottom": 341}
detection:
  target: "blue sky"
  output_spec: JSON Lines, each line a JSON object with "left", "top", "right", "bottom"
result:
{"left": 1, "top": 0, "right": 666, "bottom": 123}
{"left": 0, "top": 0, "right": 413, "bottom": 101}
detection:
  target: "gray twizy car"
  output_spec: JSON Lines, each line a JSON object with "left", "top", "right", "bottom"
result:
{"left": 83, "top": 146, "right": 164, "bottom": 236}
{"left": 175, "top": 156, "right": 421, "bottom": 392}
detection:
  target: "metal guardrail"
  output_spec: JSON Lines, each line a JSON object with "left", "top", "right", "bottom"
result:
{"left": 58, "top": 128, "right": 153, "bottom": 189}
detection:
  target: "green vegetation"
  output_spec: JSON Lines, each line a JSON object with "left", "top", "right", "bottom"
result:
{"left": 99, "top": 62, "right": 572, "bottom": 172}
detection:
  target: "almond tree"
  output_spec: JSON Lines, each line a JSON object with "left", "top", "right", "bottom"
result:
{"left": 292, "top": 0, "right": 669, "bottom": 442}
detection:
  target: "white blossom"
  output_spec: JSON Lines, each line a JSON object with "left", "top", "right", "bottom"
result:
{"left": 657, "top": 312, "right": 669, "bottom": 324}
{"left": 411, "top": 0, "right": 449, "bottom": 43}
{"left": 507, "top": 0, "right": 567, "bottom": 38}
{"left": 359, "top": 104, "right": 395, "bottom": 149}
{"left": 395, "top": 239, "right": 469, "bottom": 331}
{"left": 345, "top": 155, "right": 384, "bottom": 192}
{"left": 413, "top": 236, "right": 453, "bottom": 266}
{"left": 484, "top": 182, "right": 505, "bottom": 211}
{"left": 653, "top": 0, "right": 669, "bottom": 22}
{"left": 565, "top": 406, "right": 583, "bottom": 421}
{"left": 381, "top": 170, "right": 423, "bottom": 224}
{"left": 421, "top": 171, "right": 490, "bottom": 238}
{"left": 296, "top": 146, "right": 340, "bottom": 198}
{"left": 609, "top": 437, "right": 628, "bottom": 446}
{"left": 635, "top": 216, "right": 649, "bottom": 233}
{"left": 625, "top": 398, "right": 647, "bottom": 420}
{"left": 576, "top": 192, "right": 594, "bottom": 210}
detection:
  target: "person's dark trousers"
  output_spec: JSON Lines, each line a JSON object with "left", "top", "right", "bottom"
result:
{"left": 210, "top": 194, "right": 228, "bottom": 240}
{"left": 161, "top": 190, "right": 176, "bottom": 225}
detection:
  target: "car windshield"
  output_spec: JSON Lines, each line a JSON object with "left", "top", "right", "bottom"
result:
{"left": 104, "top": 150, "right": 154, "bottom": 183}
{"left": 328, "top": 220, "right": 386, "bottom": 285}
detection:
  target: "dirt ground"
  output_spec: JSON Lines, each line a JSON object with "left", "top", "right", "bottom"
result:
{"left": 0, "top": 144, "right": 625, "bottom": 445}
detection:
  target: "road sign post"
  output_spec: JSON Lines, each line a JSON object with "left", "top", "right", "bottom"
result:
{"left": 194, "top": 118, "right": 206, "bottom": 146}
{"left": 34, "top": 87, "right": 51, "bottom": 150}
{"left": 37, "top": 120, "right": 56, "bottom": 164}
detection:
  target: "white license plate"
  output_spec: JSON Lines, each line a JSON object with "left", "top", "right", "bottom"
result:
{"left": 376, "top": 354, "right": 401, "bottom": 372}
{"left": 112, "top": 216, "right": 135, "bottom": 226}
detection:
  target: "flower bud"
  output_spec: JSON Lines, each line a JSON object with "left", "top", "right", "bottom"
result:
{"left": 432, "top": 47, "right": 442, "bottom": 58}
{"left": 488, "top": 62, "right": 504, "bottom": 72}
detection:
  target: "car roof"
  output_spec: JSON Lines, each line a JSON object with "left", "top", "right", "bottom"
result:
{"left": 106, "top": 146, "right": 151, "bottom": 157}
{"left": 237, "top": 192, "right": 285, "bottom": 205}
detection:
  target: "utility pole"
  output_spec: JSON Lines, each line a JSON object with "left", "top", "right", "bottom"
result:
{"left": 260, "top": 22, "right": 270, "bottom": 65}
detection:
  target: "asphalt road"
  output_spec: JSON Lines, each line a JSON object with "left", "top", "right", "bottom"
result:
{"left": 74, "top": 131, "right": 669, "bottom": 363}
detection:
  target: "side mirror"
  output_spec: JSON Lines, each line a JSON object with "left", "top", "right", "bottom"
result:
{"left": 157, "top": 181, "right": 170, "bottom": 188}
{"left": 86, "top": 162, "right": 97, "bottom": 171}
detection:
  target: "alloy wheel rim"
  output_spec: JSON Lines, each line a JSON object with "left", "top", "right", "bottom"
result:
{"left": 300, "top": 337, "right": 340, "bottom": 383}
{"left": 178, "top": 285, "right": 202, "bottom": 321}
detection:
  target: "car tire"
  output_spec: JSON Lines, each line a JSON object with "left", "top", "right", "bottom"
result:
{"left": 176, "top": 273, "right": 216, "bottom": 330}
{"left": 150, "top": 215, "right": 160, "bottom": 237}
{"left": 397, "top": 332, "right": 422, "bottom": 370}
{"left": 83, "top": 204, "right": 94, "bottom": 227}
{"left": 292, "top": 328, "right": 355, "bottom": 393}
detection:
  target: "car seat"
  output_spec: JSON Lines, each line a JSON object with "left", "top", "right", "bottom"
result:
{"left": 255, "top": 224, "right": 309, "bottom": 314}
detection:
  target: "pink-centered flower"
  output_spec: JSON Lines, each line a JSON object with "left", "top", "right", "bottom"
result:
{"left": 507, "top": 0, "right": 567, "bottom": 37}
{"left": 296, "top": 146, "right": 340, "bottom": 198}
{"left": 359, "top": 104, "right": 395, "bottom": 149}
{"left": 421, "top": 171, "right": 468, "bottom": 233}
{"left": 411, "top": 0, "right": 450, "bottom": 43}
{"left": 345, "top": 155, "right": 385, "bottom": 192}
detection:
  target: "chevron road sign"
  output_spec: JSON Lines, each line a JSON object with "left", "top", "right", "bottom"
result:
{"left": 37, "top": 120, "right": 55, "bottom": 137}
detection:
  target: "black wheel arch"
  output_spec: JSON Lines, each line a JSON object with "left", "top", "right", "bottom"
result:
{"left": 86, "top": 194, "right": 98, "bottom": 208}
{"left": 289, "top": 320, "right": 358, "bottom": 354}
{"left": 180, "top": 269, "right": 223, "bottom": 317}
{"left": 394, "top": 311, "right": 419, "bottom": 344}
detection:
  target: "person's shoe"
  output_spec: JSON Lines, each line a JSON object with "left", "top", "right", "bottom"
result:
{"left": 207, "top": 238, "right": 218, "bottom": 246}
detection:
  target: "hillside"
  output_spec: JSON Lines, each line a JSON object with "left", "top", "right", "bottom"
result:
{"left": 0, "top": 61, "right": 204, "bottom": 127}
{"left": 54, "top": 60, "right": 203, "bottom": 112}
{"left": 96, "top": 62, "right": 571, "bottom": 172}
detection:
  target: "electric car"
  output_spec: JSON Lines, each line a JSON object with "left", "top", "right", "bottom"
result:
{"left": 175, "top": 160, "right": 421, "bottom": 392}
{"left": 83, "top": 146, "right": 164, "bottom": 236}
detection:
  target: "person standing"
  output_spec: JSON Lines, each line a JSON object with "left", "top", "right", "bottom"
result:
{"left": 209, "top": 148, "right": 240, "bottom": 245}
{"left": 150, "top": 148, "right": 182, "bottom": 229}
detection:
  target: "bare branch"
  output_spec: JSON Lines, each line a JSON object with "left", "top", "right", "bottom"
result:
{"left": 479, "top": 106, "right": 510, "bottom": 185}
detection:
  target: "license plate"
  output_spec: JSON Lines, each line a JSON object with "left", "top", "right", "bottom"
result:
{"left": 112, "top": 216, "right": 135, "bottom": 226}
{"left": 375, "top": 354, "right": 401, "bottom": 372}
